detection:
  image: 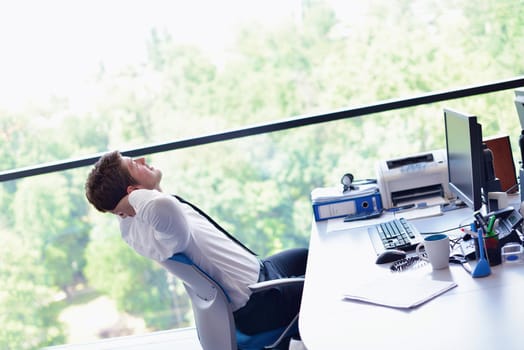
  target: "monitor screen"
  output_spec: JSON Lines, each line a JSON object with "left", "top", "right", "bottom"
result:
{"left": 515, "top": 88, "right": 524, "bottom": 130}
{"left": 444, "top": 108, "right": 484, "bottom": 211}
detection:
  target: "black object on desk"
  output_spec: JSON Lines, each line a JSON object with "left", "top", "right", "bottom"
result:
{"left": 385, "top": 204, "right": 415, "bottom": 213}
{"left": 375, "top": 249, "right": 406, "bottom": 264}
{"left": 344, "top": 209, "right": 383, "bottom": 222}
{"left": 449, "top": 254, "right": 472, "bottom": 274}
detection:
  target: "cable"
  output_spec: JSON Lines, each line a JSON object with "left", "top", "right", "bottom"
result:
{"left": 419, "top": 223, "right": 470, "bottom": 236}
{"left": 419, "top": 220, "right": 474, "bottom": 252}
{"left": 390, "top": 256, "right": 427, "bottom": 272}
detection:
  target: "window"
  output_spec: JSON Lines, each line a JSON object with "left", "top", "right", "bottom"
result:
{"left": 1, "top": 1, "right": 523, "bottom": 348}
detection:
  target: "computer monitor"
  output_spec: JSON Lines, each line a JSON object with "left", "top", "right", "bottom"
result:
{"left": 514, "top": 89, "right": 524, "bottom": 170}
{"left": 444, "top": 108, "right": 484, "bottom": 211}
{"left": 514, "top": 88, "right": 524, "bottom": 130}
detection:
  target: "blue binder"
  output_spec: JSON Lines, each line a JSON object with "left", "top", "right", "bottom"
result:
{"left": 311, "top": 185, "right": 383, "bottom": 221}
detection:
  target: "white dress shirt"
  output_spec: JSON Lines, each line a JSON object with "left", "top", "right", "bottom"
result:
{"left": 119, "top": 189, "right": 260, "bottom": 310}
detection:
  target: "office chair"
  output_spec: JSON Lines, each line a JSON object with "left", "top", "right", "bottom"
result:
{"left": 159, "top": 253, "right": 304, "bottom": 350}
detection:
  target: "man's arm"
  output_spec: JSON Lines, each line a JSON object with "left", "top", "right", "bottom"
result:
{"left": 129, "top": 189, "right": 189, "bottom": 239}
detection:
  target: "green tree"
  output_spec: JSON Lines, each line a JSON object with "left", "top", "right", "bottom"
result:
{"left": 84, "top": 222, "right": 189, "bottom": 330}
{"left": 0, "top": 227, "right": 65, "bottom": 349}
{"left": 13, "top": 173, "right": 90, "bottom": 297}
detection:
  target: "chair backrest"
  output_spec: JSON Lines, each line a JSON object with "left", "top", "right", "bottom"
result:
{"left": 160, "top": 254, "right": 295, "bottom": 350}
{"left": 159, "top": 254, "right": 237, "bottom": 350}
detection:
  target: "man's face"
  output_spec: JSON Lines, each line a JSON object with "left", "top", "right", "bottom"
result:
{"left": 122, "top": 156, "right": 162, "bottom": 190}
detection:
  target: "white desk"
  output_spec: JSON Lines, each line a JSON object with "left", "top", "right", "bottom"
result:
{"left": 299, "top": 205, "right": 524, "bottom": 350}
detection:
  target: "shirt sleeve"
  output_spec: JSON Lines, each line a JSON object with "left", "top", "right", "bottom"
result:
{"left": 129, "top": 189, "right": 190, "bottom": 242}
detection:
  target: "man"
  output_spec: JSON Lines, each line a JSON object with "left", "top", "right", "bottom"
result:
{"left": 85, "top": 150, "right": 308, "bottom": 336}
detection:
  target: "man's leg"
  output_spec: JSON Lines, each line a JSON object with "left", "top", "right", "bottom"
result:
{"left": 264, "top": 248, "right": 308, "bottom": 279}
{"left": 234, "top": 248, "right": 308, "bottom": 334}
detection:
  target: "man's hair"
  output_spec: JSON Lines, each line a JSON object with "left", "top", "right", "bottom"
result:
{"left": 85, "top": 150, "right": 137, "bottom": 212}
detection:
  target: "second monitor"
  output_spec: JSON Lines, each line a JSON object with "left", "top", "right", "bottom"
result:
{"left": 444, "top": 108, "right": 501, "bottom": 213}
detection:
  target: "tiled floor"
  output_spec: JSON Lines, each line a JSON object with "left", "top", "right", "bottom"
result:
{"left": 42, "top": 328, "right": 202, "bottom": 350}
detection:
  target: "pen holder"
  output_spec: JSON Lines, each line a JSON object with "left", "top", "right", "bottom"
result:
{"left": 475, "top": 233, "right": 501, "bottom": 266}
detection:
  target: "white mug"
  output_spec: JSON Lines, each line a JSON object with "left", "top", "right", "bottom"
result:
{"left": 416, "top": 234, "right": 450, "bottom": 270}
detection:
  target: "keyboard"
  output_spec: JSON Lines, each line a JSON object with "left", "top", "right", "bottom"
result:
{"left": 368, "top": 217, "right": 423, "bottom": 254}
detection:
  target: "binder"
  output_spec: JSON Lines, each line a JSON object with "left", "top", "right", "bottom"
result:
{"left": 311, "top": 184, "right": 383, "bottom": 221}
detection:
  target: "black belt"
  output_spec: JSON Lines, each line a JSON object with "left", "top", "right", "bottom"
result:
{"left": 257, "top": 259, "right": 284, "bottom": 282}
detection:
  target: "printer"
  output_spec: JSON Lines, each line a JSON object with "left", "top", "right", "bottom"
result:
{"left": 376, "top": 149, "right": 452, "bottom": 209}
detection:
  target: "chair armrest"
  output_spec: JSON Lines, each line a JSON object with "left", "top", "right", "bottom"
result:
{"left": 248, "top": 277, "right": 305, "bottom": 293}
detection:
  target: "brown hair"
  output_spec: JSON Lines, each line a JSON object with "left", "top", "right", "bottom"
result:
{"left": 85, "top": 151, "right": 137, "bottom": 212}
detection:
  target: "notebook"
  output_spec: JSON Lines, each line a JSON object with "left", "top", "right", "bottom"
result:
{"left": 343, "top": 275, "right": 457, "bottom": 309}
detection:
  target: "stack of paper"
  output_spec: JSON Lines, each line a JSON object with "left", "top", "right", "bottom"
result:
{"left": 311, "top": 183, "right": 379, "bottom": 203}
{"left": 343, "top": 275, "right": 457, "bottom": 309}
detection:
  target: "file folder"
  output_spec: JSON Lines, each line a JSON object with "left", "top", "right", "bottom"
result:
{"left": 311, "top": 184, "right": 383, "bottom": 221}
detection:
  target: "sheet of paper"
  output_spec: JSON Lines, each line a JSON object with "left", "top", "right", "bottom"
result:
{"left": 325, "top": 204, "right": 443, "bottom": 233}
{"left": 399, "top": 205, "right": 443, "bottom": 220}
{"left": 326, "top": 213, "right": 395, "bottom": 233}
{"left": 311, "top": 184, "right": 379, "bottom": 202}
{"left": 342, "top": 275, "right": 457, "bottom": 309}
{"left": 396, "top": 196, "right": 448, "bottom": 208}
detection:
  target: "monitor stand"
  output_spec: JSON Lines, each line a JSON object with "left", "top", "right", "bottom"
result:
{"left": 482, "top": 145, "right": 502, "bottom": 212}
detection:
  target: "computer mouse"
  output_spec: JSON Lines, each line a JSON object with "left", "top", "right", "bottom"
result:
{"left": 375, "top": 249, "right": 407, "bottom": 264}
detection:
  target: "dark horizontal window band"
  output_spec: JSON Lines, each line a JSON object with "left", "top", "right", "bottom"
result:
{"left": 1, "top": 75, "right": 524, "bottom": 183}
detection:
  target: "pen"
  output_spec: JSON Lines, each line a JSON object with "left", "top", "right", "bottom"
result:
{"left": 486, "top": 215, "right": 496, "bottom": 237}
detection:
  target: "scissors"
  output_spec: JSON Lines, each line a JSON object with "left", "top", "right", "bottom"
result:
{"left": 449, "top": 254, "right": 472, "bottom": 274}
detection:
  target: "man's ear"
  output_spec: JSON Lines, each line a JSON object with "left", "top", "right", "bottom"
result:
{"left": 126, "top": 185, "right": 142, "bottom": 194}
